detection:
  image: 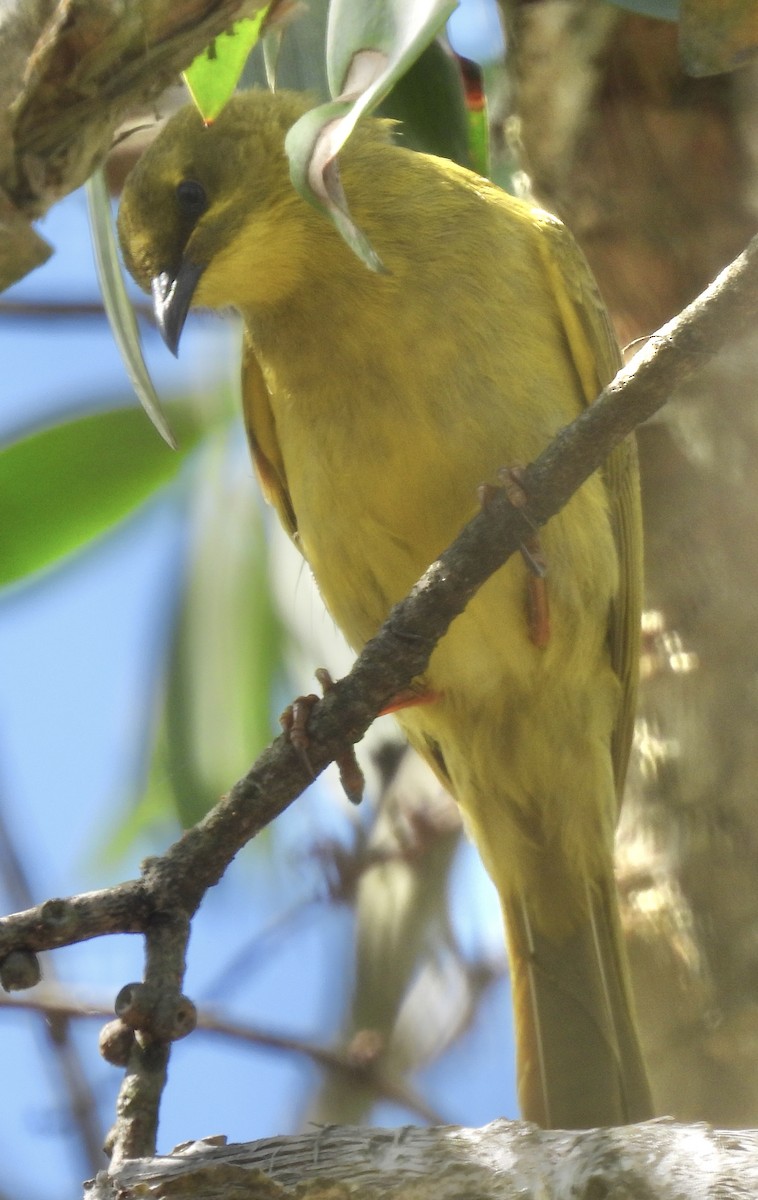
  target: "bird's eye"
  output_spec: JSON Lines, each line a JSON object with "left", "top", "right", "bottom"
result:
{"left": 176, "top": 179, "right": 207, "bottom": 218}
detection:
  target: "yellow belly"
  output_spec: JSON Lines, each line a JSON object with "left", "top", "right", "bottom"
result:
{"left": 252, "top": 197, "right": 623, "bottom": 936}
{"left": 270, "top": 364, "right": 620, "bottom": 934}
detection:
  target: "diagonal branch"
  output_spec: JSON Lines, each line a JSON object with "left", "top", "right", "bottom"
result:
{"left": 1, "top": 231, "right": 756, "bottom": 1162}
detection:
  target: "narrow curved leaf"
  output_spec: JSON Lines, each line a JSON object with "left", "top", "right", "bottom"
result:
{"left": 285, "top": 99, "right": 388, "bottom": 271}
{"left": 285, "top": 0, "right": 456, "bottom": 269}
{"left": 325, "top": 0, "right": 457, "bottom": 104}
{"left": 86, "top": 168, "right": 176, "bottom": 448}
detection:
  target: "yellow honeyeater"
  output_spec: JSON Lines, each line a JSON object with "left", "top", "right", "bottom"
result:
{"left": 118, "top": 89, "right": 651, "bottom": 1129}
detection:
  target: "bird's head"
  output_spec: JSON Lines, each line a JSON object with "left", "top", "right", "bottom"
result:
{"left": 117, "top": 90, "right": 316, "bottom": 355}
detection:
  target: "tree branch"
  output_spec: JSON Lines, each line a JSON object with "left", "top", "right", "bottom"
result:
{"left": 90, "top": 1117, "right": 758, "bottom": 1199}
{"left": 0, "top": 0, "right": 266, "bottom": 289}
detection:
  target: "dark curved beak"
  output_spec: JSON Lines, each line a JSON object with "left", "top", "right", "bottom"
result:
{"left": 151, "top": 258, "right": 204, "bottom": 357}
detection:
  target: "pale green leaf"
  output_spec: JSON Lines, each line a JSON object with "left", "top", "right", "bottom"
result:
{"left": 183, "top": 11, "right": 269, "bottom": 122}
{"left": 124, "top": 434, "right": 288, "bottom": 832}
{"left": 285, "top": 0, "right": 456, "bottom": 270}
{"left": 86, "top": 168, "right": 176, "bottom": 448}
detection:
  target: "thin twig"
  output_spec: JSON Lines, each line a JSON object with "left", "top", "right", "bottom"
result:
{"left": 0, "top": 988, "right": 446, "bottom": 1127}
{"left": 0, "top": 299, "right": 154, "bottom": 322}
{"left": 0, "top": 783, "right": 105, "bottom": 1173}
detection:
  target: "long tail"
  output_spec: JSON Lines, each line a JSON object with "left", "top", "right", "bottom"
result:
{"left": 503, "top": 876, "right": 653, "bottom": 1128}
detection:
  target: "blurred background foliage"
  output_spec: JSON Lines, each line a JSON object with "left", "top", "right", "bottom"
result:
{"left": 2, "top": 0, "right": 758, "bottom": 1197}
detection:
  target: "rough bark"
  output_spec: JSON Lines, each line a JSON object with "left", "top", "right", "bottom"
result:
{"left": 0, "top": 0, "right": 264, "bottom": 289}
{"left": 86, "top": 1118, "right": 758, "bottom": 1199}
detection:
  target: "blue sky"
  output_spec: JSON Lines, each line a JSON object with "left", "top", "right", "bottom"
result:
{"left": 0, "top": 8, "right": 516, "bottom": 1199}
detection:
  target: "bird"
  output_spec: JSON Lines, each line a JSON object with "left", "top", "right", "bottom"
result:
{"left": 118, "top": 87, "right": 652, "bottom": 1129}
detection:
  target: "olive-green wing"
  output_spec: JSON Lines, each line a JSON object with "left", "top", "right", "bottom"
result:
{"left": 241, "top": 331, "right": 299, "bottom": 543}
{"left": 535, "top": 214, "right": 643, "bottom": 804}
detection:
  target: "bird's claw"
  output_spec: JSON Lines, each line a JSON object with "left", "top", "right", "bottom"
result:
{"left": 280, "top": 669, "right": 366, "bottom": 805}
{"left": 280, "top": 693, "right": 319, "bottom": 777}
{"left": 479, "top": 465, "right": 551, "bottom": 648}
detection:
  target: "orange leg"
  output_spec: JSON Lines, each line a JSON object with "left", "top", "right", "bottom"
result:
{"left": 379, "top": 686, "right": 441, "bottom": 716}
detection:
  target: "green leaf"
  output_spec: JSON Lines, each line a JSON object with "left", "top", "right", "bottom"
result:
{"left": 183, "top": 10, "right": 270, "bottom": 122}
{"left": 286, "top": 99, "right": 389, "bottom": 272}
{"left": 0, "top": 404, "right": 204, "bottom": 589}
{"left": 325, "top": 0, "right": 457, "bottom": 107}
{"left": 285, "top": 0, "right": 456, "bottom": 270}
{"left": 126, "top": 434, "right": 289, "bottom": 831}
{"left": 459, "top": 56, "right": 490, "bottom": 179}
{"left": 86, "top": 168, "right": 177, "bottom": 448}
{"left": 378, "top": 41, "right": 472, "bottom": 166}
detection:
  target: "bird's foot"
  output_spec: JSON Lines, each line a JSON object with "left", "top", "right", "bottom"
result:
{"left": 279, "top": 692, "right": 319, "bottom": 776}
{"left": 478, "top": 465, "right": 551, "bottom": 649}
{"left": 279, "top": 668, "right": 365, "bottom": 805}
